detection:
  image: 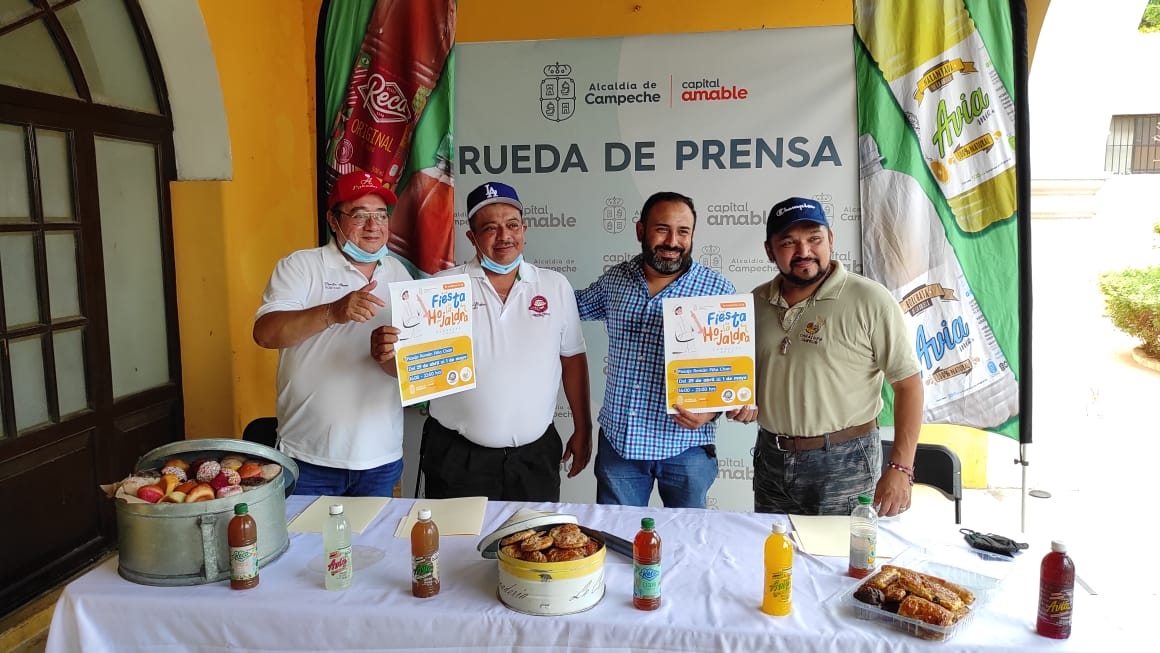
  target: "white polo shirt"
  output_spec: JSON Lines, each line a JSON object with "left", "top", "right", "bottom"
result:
{"left": 428, "top": 259, "right": 585, "bottom": 447}
{"left": 256, "top": 242, "right": 412, "bottom": 470}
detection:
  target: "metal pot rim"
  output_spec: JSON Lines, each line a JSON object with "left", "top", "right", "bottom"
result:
{"left": 134, "top": 437, "right": 298, "bottom": 496}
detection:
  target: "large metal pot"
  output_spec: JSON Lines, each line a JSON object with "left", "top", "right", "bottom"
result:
{"left": 115, "top": 438, "right": 298, "bottom": 586}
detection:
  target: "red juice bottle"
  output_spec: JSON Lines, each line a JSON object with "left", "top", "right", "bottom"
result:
{"left": 1037, "top": 540, "right": 1075, "bottom": 639}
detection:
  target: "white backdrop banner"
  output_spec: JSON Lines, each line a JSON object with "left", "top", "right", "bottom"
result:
{"left": 451, "top": 26, "right": 860, "bottom": 512}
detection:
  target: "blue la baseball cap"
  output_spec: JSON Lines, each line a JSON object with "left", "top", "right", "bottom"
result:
{"left": 766, "top": 197, "right": 830, "bottom": 239}
{"left": 466, "top": 181, "right": 523, "bottom": 219}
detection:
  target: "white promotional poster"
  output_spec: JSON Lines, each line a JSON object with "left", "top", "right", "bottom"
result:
{"left": 453, "top": 26, "right": 859, "bottom": 511}
{"left": 663, "top": 294, "right": 756, "bottom": 414}
{"left": 388, "top": 275, "right": 475, "bottom": 407}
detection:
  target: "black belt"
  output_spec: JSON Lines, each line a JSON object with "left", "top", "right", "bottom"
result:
{"left": 762, "top": 419, "right": 877, "bottom": 453}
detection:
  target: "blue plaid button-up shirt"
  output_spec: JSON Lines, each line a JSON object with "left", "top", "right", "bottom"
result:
{"left": 575, "top": 256, "right": 736, "bottom": 460}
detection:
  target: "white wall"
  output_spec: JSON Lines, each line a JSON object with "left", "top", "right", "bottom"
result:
{"left": 138, "top": 0, "right": 231, "bottom": 180}
{"left": 1029, "top": 0, "right": 1160, "bottom": 180}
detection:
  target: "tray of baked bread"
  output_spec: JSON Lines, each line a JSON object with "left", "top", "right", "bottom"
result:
{"left": 829, "top": 545, "right": 1006, "bottom": 641}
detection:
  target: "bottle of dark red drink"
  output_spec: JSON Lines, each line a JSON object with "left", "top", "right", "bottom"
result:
{"left": 1036, "top": 540, "right": 1075, "bottom": 639}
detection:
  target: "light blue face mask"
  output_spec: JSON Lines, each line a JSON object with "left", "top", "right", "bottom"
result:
{"left": 338, "top": 234, "right": 388, "bottom": 264}
{"left": 480, "top": 254, "right": 522, "bottom": 275}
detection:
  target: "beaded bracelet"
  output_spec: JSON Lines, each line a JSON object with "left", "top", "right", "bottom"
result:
{"left": 887, "top": 461, "right": 915, "bottom": 485}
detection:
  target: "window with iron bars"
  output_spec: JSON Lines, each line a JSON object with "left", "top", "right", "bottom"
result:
{"left": 1105, "top": 113, "right": 1160, "bottom": 174}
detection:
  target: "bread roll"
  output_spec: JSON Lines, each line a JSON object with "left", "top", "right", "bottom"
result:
{"left": 919, "top": 572, "right": 976, "bottom": 606}
{"left": 862, "top": 567, "right": 900, "bottom": 591}
{"left": 898, "top": 595, "right": 954, "bottom": 627}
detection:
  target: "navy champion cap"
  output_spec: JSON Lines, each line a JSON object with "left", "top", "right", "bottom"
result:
{"left": 766, "top": 197, "right": 830, "bottom": 239}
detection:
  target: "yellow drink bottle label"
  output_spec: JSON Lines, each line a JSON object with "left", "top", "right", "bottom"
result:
{"left": 856, "top": 0, "right": 1017, "bottom": 233}
{"left": 762, "top": 532, "right": 793, "bottom": 616}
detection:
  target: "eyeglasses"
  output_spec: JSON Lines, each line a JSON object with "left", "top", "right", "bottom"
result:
{"left": 335, "top": 209, "right": 390, "bottom": 226}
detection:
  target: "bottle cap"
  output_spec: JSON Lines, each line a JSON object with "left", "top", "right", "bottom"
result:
{"left": 1051, "top": 540, "right": 1066, "bottom": 553}
{"left": 858, "top": 494, "right": 872, "bottom": 505}
{"left": 641, "top": 517, "right": 655, "bottom": 530}
{"left": 771, "top": 521, "right": 787, "bottom": 534}
{"left": 329, "top": 503, "right": 344, "bottom": 515}
{"left": 418, "top": 508, "right": 432, "bottom": 521}
{"left": 234, "top": 503, "right": 248, "bottom": 515}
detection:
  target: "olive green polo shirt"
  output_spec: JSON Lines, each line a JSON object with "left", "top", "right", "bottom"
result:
{"left": 752, "top": 261, "right": 920, "bottom": 436}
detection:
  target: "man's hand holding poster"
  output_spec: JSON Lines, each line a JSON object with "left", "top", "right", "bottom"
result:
{"left": 662, "top": 294, "right": 756, "bottom": 414}
{"left": 388, "top": 275, "right": 475, "bottom": 406}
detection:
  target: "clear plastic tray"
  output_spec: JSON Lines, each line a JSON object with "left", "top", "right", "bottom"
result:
{"left": 827, "top": 545, "right": 1008, "bottom": 642}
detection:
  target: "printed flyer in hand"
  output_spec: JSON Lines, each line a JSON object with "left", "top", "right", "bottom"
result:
{"left": 662, "top": 294, "right": 756, "bottom": 414}
{"left": 388, "top": 274, "right": 475, "bottom": 406}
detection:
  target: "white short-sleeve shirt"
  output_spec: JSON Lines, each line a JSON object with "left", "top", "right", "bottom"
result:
{"left": 428, "top": 260, "right": 585, "bottom": 447}
{"left": 256, "top": 243, "right": 412, "bottom": 469}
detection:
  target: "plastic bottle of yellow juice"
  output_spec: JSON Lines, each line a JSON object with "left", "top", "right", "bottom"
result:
{"left": 761, "top": 522, "right": 793, "bottom": 616}
{"left": 855, "top": 0, "right": 1017, "bottom": 234}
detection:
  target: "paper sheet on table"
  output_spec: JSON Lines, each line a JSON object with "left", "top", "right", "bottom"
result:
{"left": 788, "top": 514, "right": 900, "bottom": 559}
{"left": 394, "top": 497, "right": 488, "bottom": 537}
{"left": 288, "top": 496, "right": 390, "bottom": 534}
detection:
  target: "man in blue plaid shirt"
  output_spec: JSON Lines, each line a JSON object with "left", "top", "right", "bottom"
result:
{"left": 575, "top": 192, "right": 758, "bottom": 508}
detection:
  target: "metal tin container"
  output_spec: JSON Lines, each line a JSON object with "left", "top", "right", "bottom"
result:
{"left": 478, "top": 508, "right": 606, "bottom": 616}
{"left": 115, "top": 438, "right": 298, "bottom": 586}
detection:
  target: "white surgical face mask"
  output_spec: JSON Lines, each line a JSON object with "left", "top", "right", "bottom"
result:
{"left": 341, "top": 238, "right": 388, "bottom": 264}
{"left": 479, "top": 254, "right": 522, "bottom": 275}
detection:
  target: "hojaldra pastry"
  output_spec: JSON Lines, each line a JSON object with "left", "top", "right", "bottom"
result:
{"left": 498, "top": 524, "right": 602, "bottom": 563}
{"left": 898, "top": 595, "right": 955, "bottom": 627}
{"left": 519, "top": 533, "right": 555, "bottom": 552}
{"left": 499, "top": 528, "right": 538, "bottom": 546}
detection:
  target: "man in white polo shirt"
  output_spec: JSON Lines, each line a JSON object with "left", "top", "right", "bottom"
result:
{"left": 372, "top": 181, "right": 592, "bottom": 501}
{"left": 254, "top": 171, "right": 411, "bottom": 497}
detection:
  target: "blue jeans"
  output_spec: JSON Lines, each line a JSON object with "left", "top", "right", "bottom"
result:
{"left": 594, "top": 430, "right": 718, "bottom": 508}
{"left": 291, "top": 458, "right": 403, "bottom": 497}
{"left": 752, "top": 427, "right": 881, "bottom": 515}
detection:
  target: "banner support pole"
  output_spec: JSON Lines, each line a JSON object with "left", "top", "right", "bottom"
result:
{"left": 1016, "top": 443, "right": 1029, "bottom": 532}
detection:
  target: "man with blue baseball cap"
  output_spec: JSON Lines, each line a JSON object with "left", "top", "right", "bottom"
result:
{"left": 373, "top": 180, "right": 593, "bottom": 501}
{"left": 750, "top": 196, "right": 922, "bottom": 518}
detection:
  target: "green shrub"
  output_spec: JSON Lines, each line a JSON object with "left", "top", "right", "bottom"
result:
{"left": 1142, "top": 0, "right": 1160, "bottom": 33}
{"left": 1153, "top": 221, "right": 1160, "bottom": 237}
{"left": 1099, "top": 266, "right": 1160, "bottom": 357}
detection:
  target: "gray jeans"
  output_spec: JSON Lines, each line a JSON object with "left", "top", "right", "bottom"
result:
{"left": 752, "top": 427, "right": 882, "bottom": 515}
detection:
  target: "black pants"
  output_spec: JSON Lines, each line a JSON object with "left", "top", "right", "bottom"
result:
{"left": 420, "top": 417, "right": 563, "bottom": 501}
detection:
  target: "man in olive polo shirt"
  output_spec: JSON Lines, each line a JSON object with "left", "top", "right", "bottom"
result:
{"left": 751, "top": 196, "right": 923, "bottom": 517}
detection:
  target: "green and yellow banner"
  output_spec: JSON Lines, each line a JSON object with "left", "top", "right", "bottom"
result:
{"left": 855, "top": 0, "right": 1021, "bottom": 440}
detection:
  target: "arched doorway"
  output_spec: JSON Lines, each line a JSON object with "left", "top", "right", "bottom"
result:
{"left": 0, "top": 0, "right": 182, "bottom": 616}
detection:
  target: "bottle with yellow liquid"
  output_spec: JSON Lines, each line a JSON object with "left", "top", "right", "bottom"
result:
{"left": 855, "top": 0, "right": 1017, "bottom": 234}
{"left": 761, "top": 522, "right": 793, "bottom": 616}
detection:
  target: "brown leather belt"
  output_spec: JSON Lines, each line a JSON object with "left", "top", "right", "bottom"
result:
{"left": 763, "top": 419, "right": 877, "bottom": 453}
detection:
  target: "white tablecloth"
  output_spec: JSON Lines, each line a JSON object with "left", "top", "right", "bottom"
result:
{"left": 47, "top": 496, "right": 1116, "bottom": 652}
